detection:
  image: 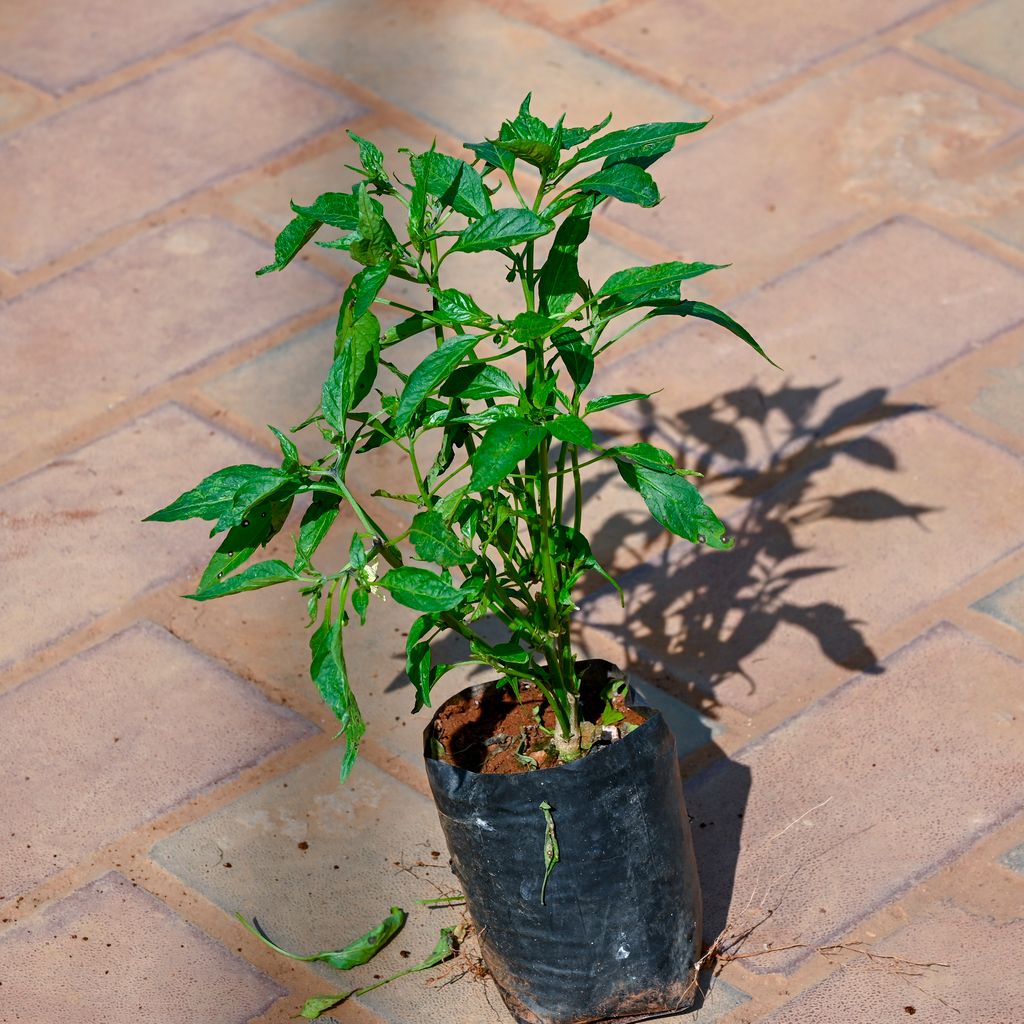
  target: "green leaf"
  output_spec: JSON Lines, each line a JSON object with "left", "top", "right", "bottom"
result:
{"left": 410, "top": 150, "right": 492, "bottom": 219}
{"left": 407, "top": 146, "right": 432, "bottom": 243}
{"left": 584, "top": 392, "right": 651, "bottom": 415}
{"left": 573, "top": 120, "right": 708, "bottom": 167}
{"left": 406, "top": 613, "right": 437, "bottom": 711}
{"left": 538, "top": 196, "right": 595, "bottom": 316}
{"left": 509, "top": 311, "right": 557, "bottom": 343}
{"left": 380, "top": 567, "right": 465, "bottom": 612}
{"left": 347, "top": 262, "right": 392, "bottom": 321}
{"left": 570, "top": 163, "right": 660, "bottom": 207}
{"left": 433, "top": 288, "right": 490, "bottom": 326}
{"left": 323, "top": 312, "right": 381, "bottom": 432}
{"left": 310, "top": 603, "right": 365, "bottom": 780}
{"left": 295, "top": 492, "right": 340, "bottom": 570}
{"left": 236, "top": 906, "right": 405, "bottom": 971}
{"left": 646, "top": 299, "right": 777, "bottom": 366}
{"left": 347, "top": 130, "right": 388, "bottom": 186}
{"left": 145, "top": 465, "right": 288, "bottom": 525}
{"left": 551, "top": 327, "right": 593, "bottom": 389}
{"left": 447, "top": 404, "right": 520, "bottom": 427}
{"left": 494, "top": 94, "right": 559, "bottom": 172}
{"left": 383, "top": 312, "right": 434, "bottom": 346}
{"left": 611, "top": 441, "right": 678, "bottom": 471}
{"left": 598, "top": 261, "right": 724, "bottom": 305}
{"left": 290, "top": 191, "right": 363, "bottom": 229}
{"left": 470, "top": 417, "right": 547, "bottom": 491}
{"left": 199, "top": 495, "right": 293, "bottom": 591}
{"left": 300, "top": 928, "right": 459, "bottom": 1019}
{"left": 451, "top": 209, "right": 554, "bottom": 253}
{"left": 545, "top": 414, "right": 593, "bottom": 448}
{"left": 189, "top": 559, "right": 299, "bottom": 601}
{"left": 616, "top": 459, "right": 732, "bottom": 548}
{"left": 493, "top": 136, "right": 557, "bottom": 170}
{"left": 540, "top": 801, "right": 559, "bottom": 905}
{"left": 394, "top": 334, "right": 478, "bottom": 434}
{"left": 441, "top": 363, "right": 521, "bottom": 400}
{"left": 256, "top": 214, "right": 320, "bottom": 275}
{"left": 349, "top": 184, "right": 397, "bottom": 266}
{"left": 410, "top": 510, "right": 472, "bottom": 567}
{"left": 215, "top": 472, "right": 297, "bottom": 536}
{"left": 561, "top": 112, "right": 612, "bottom": 149}
{"left": 301, "top": 994, "right": 353, "bottom": 1019}
{"left": 351, "top": 585, "right": 369, "bottom": 625}
{"left": 464, "top": 139, "right": 516, "bottom": 176}
{"left": 268, "top": 426, "right": 299, "bottom": 470}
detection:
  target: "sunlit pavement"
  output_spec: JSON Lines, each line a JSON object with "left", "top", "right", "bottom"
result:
{"left": 1, "top": 2, "right": 1023, "bottom": 1021}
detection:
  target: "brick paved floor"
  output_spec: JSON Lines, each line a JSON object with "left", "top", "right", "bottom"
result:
{"left": 1, "top": 2, "right": 1022, "bottom": 1022}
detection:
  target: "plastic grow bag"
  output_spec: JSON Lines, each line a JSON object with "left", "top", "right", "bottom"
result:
{"left": 423, "top": 662, "right": 703, "bottom": 1024}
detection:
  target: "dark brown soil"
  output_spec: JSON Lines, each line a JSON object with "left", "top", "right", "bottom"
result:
{"left": 431, "top": 680, "right": 647, "bottom": 774}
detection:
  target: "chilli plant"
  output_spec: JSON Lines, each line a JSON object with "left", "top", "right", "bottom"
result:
{"left": 147, "top": 97, "right": 772, "bottom": 775}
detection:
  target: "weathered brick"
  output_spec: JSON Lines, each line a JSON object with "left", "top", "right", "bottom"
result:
{"left": 973, "top": 575, "right": 1024, "bottom": 636}
{"left": 761, "top": 901, "right": 1024, "bottom": 1020}
{"left": 594, "top": 219, "right": 1024, "bottom": 473}
{"left": 0, "top": 872, "right": 284, "bottom": 1022}
{"left": 599, "top": 52, "right": 1022, "bottom": 279}
{"left": 0, "top": 623, "right": 315, "bottom": 900}
{"left": 0, "top": 0, "right": 270, "bottom": 93}
{"left": 582, "top": 412, "right": 1024, "bottom": 713}
{"left": 1, "top": 218, "right": 335, "bottom": 455}
{"left": 255, "top": 0, "right": 704, "bottom": 141}
{"left": 922, "top": 0, "right": 1024, "bottom": 90}
{"left": 151, "top": 750, "right": 507, "bottom": 1024}
{"left": 685, "top": 624, "right": 1024, "bottom": 971}
{"left": 0, "top": 404, "right": 267, "bottom": 668}
{"left": 0, "top": 46, "right": 358, "bottom": 271}
{"left": 583, "top": 0, "right": 935, "bottom": 101}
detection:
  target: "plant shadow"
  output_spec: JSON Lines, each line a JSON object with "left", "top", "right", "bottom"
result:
{"left": 576, "top": 380, "right": 934, "bottom": 962}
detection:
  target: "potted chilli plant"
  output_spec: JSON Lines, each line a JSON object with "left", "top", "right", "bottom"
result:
{"left": 147, "top": 97, "right": 771, "bottom": 1024}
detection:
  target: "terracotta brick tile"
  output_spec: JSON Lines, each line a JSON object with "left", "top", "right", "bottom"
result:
{"left": 594, "top": 219, "right": 1024, "bottom": 474}
{"left": 165, "top": 557, "right": 484, "bottom": 771}
{"left": 1, "top": 218, "right": 335, "bottom": 456}
{"left": 0, "top": 0, "right": 271, "bottom": 94}
{"left": 581, "top": 412, "right": 1024, "bottom": 713}
{"left": 255, "top": 0, "right": 704, "bottom": 142}
{"left": 0, "top": 404, "right": 267, "bottom": 668}
{"left": 230, "top": 124, "right": 428, "bottom": 233}
{"left": 582, "top": 0, "right": 936, "bottom": 101}
{"left": 0, "top": 623, "right": 315, "bottom": 901}
{"left": 686, "top": 624, "right": 1024, "bottom": 973}
{"left": 150, "top": 750, "right": 508, "bottom": 1024}
{"left": 921, "top": 0, "right": 1024, "bottom": 91}
{"left": 0, "top": 46, "right": 359, "bottom": 272}
{"left": 0, "top": 872, "right": 284, "bottom": 1022}
{"left": 761, "top": 902, "right": 1024, "bottom": 1020}
{"left": 600, "top": 51, "right": 1022, "bottom": 279}
{"left": 973, "top": 574, "right": 1024, "bottom": 636}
